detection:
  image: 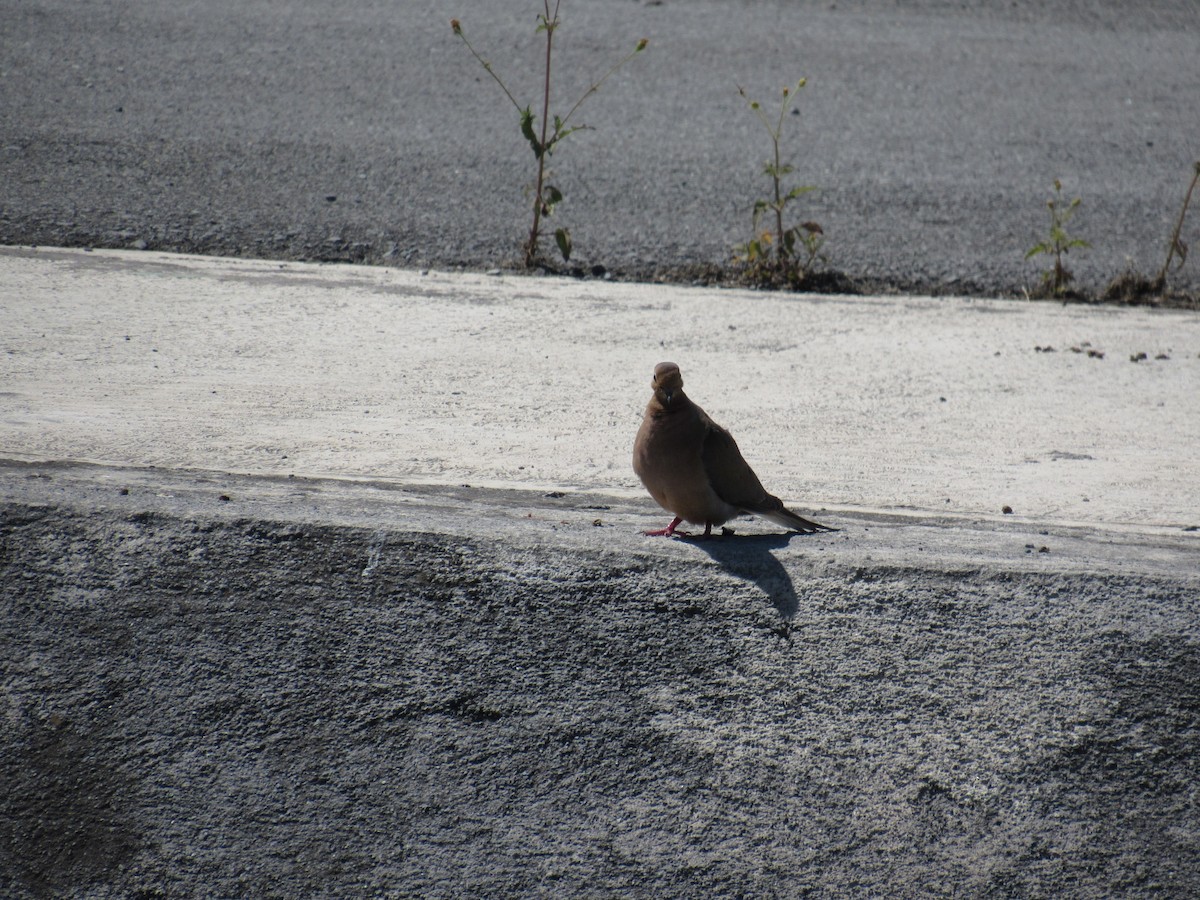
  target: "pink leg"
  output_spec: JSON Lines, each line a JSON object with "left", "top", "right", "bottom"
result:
{"left": 643, "top": 515, "right": 688, "bottom": 537}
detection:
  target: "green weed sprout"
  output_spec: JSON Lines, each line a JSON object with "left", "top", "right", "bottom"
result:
{"left": 1026, "top": 179, "right": 1090, "bottom": 297}
{"left": 734, "top": 80, "right": 825, "bottom": 287}
{"left": 1153, "top": 160, "right": 1199, "bottom": 291}
{"left": 452, "top": 7, "right": 647, "bottom": 267}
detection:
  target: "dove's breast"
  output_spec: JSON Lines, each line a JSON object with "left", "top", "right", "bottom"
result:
{"left": 633, "top": 407, "right": 739, "bottom": 527}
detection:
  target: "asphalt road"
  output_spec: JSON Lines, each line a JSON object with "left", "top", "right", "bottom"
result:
{"left": 2, "top": 0, "right": 1199, "bottom": 295}
{"left": 4, "top": 462, "right": 1199, "bottom": 898}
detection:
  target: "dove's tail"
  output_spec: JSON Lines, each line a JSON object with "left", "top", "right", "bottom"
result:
{"left": 762, "top": 506, "right": 837, "bottom": 534}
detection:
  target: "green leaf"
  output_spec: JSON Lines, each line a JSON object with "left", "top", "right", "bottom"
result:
{"left": 751, "top": 200, "right": 768, "bottom": 229}
{"left": 520, "top": 108, "right": 542, "bottom": 158}
{"left": 786, "top": 185, "right": 818, "bottom": 201}
{"left": 543, "top": 185, "right": 563, "bottom": 208}
{"left": 555, "top": 227, "right": 572, "bottom": 262}
{"left": 552, "top": 125, "right": 587, "bottom": 147}
{"left": 739, "top": 239, "right": 764, "bottom": 262}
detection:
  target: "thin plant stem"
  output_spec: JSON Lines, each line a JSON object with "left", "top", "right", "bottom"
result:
{"left": 559, "top": 40, "right": 647, "bottom": 130}
{"left": 525, "top": 0, "right": 560, "bottom": 266}
{"left": 454, "top": 28, "right": 522, "bottom": 114}
{"left": 1155, "top": 162, "right": 1200, "bottom": 289}
{"left": 774, "top": 90, "right": 791, "bottom": 256}
{"left": 772, "top": 130, "right": 784, "bottom": 253}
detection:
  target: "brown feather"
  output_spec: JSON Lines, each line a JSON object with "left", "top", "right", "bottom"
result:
{"left": 634, "top": 362, "right": 835, "bottom": 534}
{"left": 699, "top": 415, "right": 771, "bottom": 510}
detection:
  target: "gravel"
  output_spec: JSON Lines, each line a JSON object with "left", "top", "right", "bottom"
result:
{"left": 1, "top": 0, "right": 1198, "bottom": 299}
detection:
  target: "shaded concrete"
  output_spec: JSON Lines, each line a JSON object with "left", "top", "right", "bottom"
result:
{"left": 2, "top": 461, "right": 1198, "bottom": 897}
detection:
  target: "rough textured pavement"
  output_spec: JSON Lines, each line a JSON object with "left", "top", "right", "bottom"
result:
{"left": 2, "top": 247, "right": 1199, "bottom": 896}
{"left": 2, "top": 0, "right": 1199, "bottom": 296}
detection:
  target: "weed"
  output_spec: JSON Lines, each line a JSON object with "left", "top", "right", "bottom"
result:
{"left": 733, "top": 80, "right": 825, "bottom": 288}
{"left": 1025, "top": 179, "right": 1090, "bottom": 298}
{"left": 452, "top": 6, "right": 647, "bottom": 267}
{"left": 1153, "top": 160, "right": 1199, "bottom": 291}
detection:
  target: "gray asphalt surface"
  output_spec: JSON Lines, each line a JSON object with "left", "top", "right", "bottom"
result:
{"left": 2, "top": 0, "right": 1199, "bottom": 295}
{"left": 4, "top": 462, "right": 1199, "bottom": 898}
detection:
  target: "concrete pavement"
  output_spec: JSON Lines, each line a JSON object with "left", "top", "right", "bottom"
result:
{"left": 2, "top": 245, "right": 1198, "bottom": 531}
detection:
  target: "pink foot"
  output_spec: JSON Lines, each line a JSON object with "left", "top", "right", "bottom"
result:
{"left": 644, "top": 516, "right": 688, "bottom": 537}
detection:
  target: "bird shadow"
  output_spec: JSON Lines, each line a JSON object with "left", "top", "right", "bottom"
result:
{"left": 680, "top": 530, "right": 806, "bottom": 620}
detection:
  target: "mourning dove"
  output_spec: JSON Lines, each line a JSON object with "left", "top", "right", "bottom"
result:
{"left": 633, "top": 361, "right": 835, "bottom": 538}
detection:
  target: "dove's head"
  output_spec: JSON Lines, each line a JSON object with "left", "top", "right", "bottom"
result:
{"left": 651, "top": 361, "right": 684, "bottom": 407}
